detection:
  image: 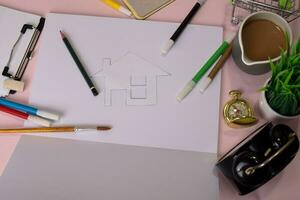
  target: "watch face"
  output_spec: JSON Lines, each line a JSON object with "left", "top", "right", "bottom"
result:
{"left": 223, "top": 90, "right": 257, "bottom": 127}
{"left": 228, "top": 101, "right": 250, "bottom": 120}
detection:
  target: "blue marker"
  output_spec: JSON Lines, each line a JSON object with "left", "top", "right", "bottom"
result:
{"left": 0, "top": 98, "right": 59, "bottom": 121}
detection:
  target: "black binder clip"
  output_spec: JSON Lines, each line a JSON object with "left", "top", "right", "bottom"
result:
{"left": 1, "top": 17, "right": 45, "bottom": 94}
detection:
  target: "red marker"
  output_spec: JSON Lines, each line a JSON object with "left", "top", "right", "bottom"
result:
{"left": 0, "top": 105, "right": 51, "bottom": 127}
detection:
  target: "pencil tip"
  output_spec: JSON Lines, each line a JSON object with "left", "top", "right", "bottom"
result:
{"left": 59, "top": 30, "right": 65, "bottom": 38}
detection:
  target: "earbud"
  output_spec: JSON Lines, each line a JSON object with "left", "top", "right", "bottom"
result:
{"left": 232, "top": 151, "right": 268, "bottom": 186}
{"left": 269, "top": 124, "right": 291, "bottom": 150}
{"left": 232, "top": 124, "right": 295, "bottom": 186}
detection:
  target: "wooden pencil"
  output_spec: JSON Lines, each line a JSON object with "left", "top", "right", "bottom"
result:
{"left": 60, "top": 30, "right": 99, "bottom": 96}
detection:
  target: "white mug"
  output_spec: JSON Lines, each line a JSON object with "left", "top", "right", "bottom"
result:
{"left": 232, "top": 11, "right": 293, "bottom": 75}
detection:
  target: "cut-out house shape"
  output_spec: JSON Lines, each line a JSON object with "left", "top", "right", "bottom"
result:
{"left": 94, "top": 53, "right": 170, "bottom": 106}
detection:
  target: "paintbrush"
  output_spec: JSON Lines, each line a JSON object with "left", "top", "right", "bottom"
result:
{"left": 0, "top": 126, "right": 112, "bottom": 134}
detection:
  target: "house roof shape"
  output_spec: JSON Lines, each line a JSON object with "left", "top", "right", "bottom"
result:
{"left": 99, "top": 52, "right": 170, "bottom": 78}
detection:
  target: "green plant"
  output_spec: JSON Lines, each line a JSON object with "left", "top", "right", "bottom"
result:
{"left": 262, "top": 37, "right": 300, "bottom": 116}
{"left": 278, "top": 0, "right": 294, "bottom": 10}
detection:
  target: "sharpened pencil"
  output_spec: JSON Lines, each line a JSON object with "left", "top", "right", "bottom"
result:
{"left": 60, "top": 30, "right": 99, "bottom": 96}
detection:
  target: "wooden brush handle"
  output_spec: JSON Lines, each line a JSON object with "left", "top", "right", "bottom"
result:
{"left": 0, "top": 127, "right": 75, "bottom": 133}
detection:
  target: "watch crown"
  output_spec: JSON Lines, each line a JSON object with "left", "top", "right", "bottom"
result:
{"left": 229, "top": 90, "right": 241, "bottom": 99}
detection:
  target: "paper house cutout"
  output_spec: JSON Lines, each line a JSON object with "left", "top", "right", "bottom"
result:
{"left": 94, "top": 52, "right": 170, "bottom": 106}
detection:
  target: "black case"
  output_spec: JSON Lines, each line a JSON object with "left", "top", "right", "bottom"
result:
{"left": 216, "top": 122, "right": 299, "bottom": 195}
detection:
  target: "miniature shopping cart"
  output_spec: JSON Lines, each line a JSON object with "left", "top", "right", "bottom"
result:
{"left": 231, "top": 0, "right": 300, "bottom": 24}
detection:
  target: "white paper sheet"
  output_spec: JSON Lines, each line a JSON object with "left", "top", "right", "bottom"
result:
{"left": 27, "top": 13, "right": 223, "bottom": 153}
{"left": 0, "top": 136, "right": 219, "bottom": 200}
{"left": 0, "top": 6, "right": 40, "bottom": 96}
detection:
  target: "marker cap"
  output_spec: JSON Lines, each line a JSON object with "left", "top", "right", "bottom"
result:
{"left": 37, "top": 110, "right": 60, "bottom": 121}
{"left": 161, "top": 40, "right": 174, "bottom": 55}
{"left": 119, "top": 7, "right": 132, "bottom": 16}
{"left": 177, "top": 80, "right": 196, "bottom": 102}
{"left": 28, "top": 115, "right": 52, "bottom": 127}
{"left": 199, "top": 77, "right": 212, "bottom": 93}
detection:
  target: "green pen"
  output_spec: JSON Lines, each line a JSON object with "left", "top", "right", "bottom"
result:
{"left": 177, "top": 38, "right": 233, "bottom": 102}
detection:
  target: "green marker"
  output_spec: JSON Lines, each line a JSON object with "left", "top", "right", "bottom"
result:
{"left": 177, "top": 40, "right": 231, "bottom": 102}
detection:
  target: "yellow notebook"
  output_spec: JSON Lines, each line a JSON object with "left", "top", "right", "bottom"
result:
{"left": 122, "top": 0, "right": 174, "bottom": 19}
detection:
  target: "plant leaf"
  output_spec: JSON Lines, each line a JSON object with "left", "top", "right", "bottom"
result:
{"left": 269, "top": 92, "right": 298, "bottom": 115}
{"left": 291, "top": 56, "right": 300, "bottom": 66}
{"left": 285, "top": 32, "right": 290, "bottom": 56}
{"left": 297, "top": 91, "right": 300, "bottom": 103}
{"left": 278, "top": 0, "right": 294, "bottom": 9}
{"left": 269, "top": 59, "right": 277, "bottom": 78}
{"left": 293, "top": 38, "right": 300, "bottom": 54}
{"left": 284, "top": 68, "right": 294, "bottom": 85}
{"left": 295, "top": 76, "right": 300, "bottom": 85}
{"left": 264, "top": 36, "right": 300, "bottom": 116}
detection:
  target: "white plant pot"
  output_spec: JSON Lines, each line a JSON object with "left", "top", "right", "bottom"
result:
{"left": 259, "top": 80, "right": 300, "bottom": 120}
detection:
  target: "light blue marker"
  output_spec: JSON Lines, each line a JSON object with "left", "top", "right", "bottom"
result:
{"left": 0, "top": 98, "right": 59, "bottom": 121}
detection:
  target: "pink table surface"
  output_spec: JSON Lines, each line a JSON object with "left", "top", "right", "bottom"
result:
{"left": 0, "top": 0, "right": 299, "bottom": 199}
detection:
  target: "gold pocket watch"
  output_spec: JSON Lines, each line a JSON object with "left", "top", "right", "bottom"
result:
{"left": 223, "top": 90, "right": 257, "bottom": 127}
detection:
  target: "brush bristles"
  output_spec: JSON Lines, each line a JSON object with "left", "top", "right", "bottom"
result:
{"left": 96, "top": 126, "right": 112, "bottom": 131}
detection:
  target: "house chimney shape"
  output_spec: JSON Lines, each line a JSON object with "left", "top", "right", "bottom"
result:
{"left": 102, "top": 58, "right": 112, "bottom": 71}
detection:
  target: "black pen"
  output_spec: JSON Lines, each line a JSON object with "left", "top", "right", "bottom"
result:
{"left": 59, "top": 30, "right": 99, "bottom": 96}
{"left": 161, "top": 0, "right": 206, "bottom": 55}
